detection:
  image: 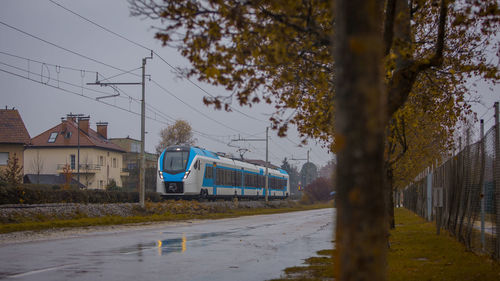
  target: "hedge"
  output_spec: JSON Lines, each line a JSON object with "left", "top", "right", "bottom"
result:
{"left": 0, "top": 185, "right": 162, "bottom": 205}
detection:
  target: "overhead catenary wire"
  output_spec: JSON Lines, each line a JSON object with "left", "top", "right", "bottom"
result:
{"left": 149, "top": 79, "right": 247, "bottom": 134}
{"left": 0, "top": 66, "right": 230, "bottom": 146}
{"left": 48, "top": 0, "right": 268, "bottom": 124}
{"left": 47, "top": 0, "right": 320, "bottom": 162}
{"left": 4, "top": 3, "right": 324, "bottom": 164}
{"left": 0, "top": 50, "right": 97, "bottom": 74}
{"left": 0, "top": 54, "right": 258, "bottom": 146}
{"left": 0, "top": 19, "right": 259, "bottom": 138}
{"left": 0, "top": 20, "right": 130, "bottom": 74}
{"left": 0, "top": 49, "right": 146, "bottom": 107}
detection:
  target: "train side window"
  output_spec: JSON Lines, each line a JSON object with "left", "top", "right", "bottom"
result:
{"left": 194, "top": 160, "right": 198, "bottom": 170}
{"left": 205, "top": 166, "right": 213, "bottom": 179}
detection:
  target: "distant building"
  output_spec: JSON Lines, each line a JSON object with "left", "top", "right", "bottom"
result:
{"left": 0, "top": 108, "right": 31, "bottom": 174}
{"left": 109, "top": 137, "right": 157, "bottom": 191}
{"left": 24, "top": 114, "right": 127, "bottom": 189}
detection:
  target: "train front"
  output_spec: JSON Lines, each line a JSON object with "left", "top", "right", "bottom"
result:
{"left": 157, "top": 145, "right": 194, "bottom": 196}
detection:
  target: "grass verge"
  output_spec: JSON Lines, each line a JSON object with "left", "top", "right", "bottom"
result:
{"left": 271, "top": 208, "right": 500, "bottom": 281}
{"left": 0, "top": 202, "right": 331, "bottom": 234}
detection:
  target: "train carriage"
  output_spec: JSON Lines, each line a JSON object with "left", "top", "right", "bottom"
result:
{"left": 157, "top": 145, "right": 289, "bottom": 199}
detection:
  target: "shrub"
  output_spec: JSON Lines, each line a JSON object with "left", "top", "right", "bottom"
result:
{"left": 0, "top": 185, "right": 162, "bottom": 205}
{"left": 303, "top": 177, "right": 334, "bottom": 203}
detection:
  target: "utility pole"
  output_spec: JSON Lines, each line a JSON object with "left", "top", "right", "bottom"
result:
{"left": 87, "top": 51, "right": 152, "bottom": 207}
{"left": 265, "top": 127, "right": 269, "bottom": 201}
{"left": 291, "top": 148, "right": 311, "bottom": 188}
{"left": 68, "top": 113, "right": 85, "bottom": 188}
{"left": 76, "top": 114, "right": 86, "bottom": 188}
{"left": 494, "top": 102, "right": 499, "bottom": 259}
{"left": 231, "top": 128, "right": 270, "bottom": 201}
{"left": 139, "top": 54, "right": 153, "bottom": 207}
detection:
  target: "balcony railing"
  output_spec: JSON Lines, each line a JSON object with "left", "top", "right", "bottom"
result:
{"left": 57, "top": 164, "right": 102, "bottom": 173}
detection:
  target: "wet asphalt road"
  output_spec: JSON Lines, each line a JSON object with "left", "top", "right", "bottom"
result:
{"left": 0, "top": 208, "right": 334, "bottom": 281}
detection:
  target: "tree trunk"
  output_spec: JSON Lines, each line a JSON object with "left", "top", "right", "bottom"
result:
{"left": 386, "top": 168, "right": 395, "bottom": 229}
{"left": 334, "top": 1, "right": 388, "bottom": 280}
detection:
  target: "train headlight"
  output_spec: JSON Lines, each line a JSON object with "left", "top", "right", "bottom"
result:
{"left": 158, "top": 171, "right": 164, "bottom": 180}
{"left": 183, "top": 170, "right": 191, "bottom": 179}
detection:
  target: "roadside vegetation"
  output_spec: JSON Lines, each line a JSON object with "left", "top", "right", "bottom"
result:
{"left": 271, "top": 208, "right": 500, "bottom": 281}
{"left": 0, "top": 200, "right": 332, "bottom": 234}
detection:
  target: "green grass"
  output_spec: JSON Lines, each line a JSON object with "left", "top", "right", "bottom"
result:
{"left": 0, "top": 202, "right": 332, "bottom": 234}
{"left": 271, "top": 208, "right": 500, "bottom": 281}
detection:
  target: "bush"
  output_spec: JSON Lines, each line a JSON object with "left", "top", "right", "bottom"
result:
{"left": 303, "top": 177, "right": 334, "bottom": 203}
{"left": 0, "top": 185, "right": 162, "bottom": 205}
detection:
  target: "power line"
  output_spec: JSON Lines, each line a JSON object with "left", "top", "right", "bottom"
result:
{"left": 0, "top": 66, "right": 229, "bottom": 146}
{"left": 0, "top": 48, "right": 250, "bottom": 143}
{"left": 0, "top": 20, "right": 129, "bottom": 73}
{"left": 0, "top": 60, "right": 127, "bottom": 99}
{"left": 47, "top": 0, "right": 268, "bottom": 123}
{"left": 0, "top": 50, "right": 97, "bottom": 73}
{"left": 153, "top": 51, "right": 268, "bottom": 123}
{"left": 149, "top": 79, "right": 246, "bottom": 134}
{"left": 48, "top": 0, "right": 152, "bottom": 51}
{"left": 0, "top": 19, "right": 249, "bottom": 136}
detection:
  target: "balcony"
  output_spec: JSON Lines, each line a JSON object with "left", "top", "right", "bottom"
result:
{"left": 120, "top": 168, "right": 130, "bottom": 177}
{"left": 57, "top": 164, "right": 102, "bottom": 174}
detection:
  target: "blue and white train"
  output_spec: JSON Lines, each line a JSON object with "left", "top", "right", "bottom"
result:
{"left": 157, "top": 145, "right": 289, "bottom": 199}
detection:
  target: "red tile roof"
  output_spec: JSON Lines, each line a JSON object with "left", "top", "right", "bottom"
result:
{"left": 29, "top": 118, "right": 125, "bottom": 153}
{"left": 0, "top": 109, "right": 30, "bottom": 144}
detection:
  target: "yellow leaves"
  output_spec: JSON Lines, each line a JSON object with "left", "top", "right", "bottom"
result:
{"left": 204, "top": 66, "right": 220, "bottom": 79}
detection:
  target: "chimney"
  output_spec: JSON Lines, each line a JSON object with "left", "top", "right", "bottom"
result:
{"left": 66, "top": 113, "right": 77, "bottom": 123}
{"left": 79, "top": 116, "right": 90, "bottom": 134}
{"left": 96, "top": 122, "right": 108, "bottom": 139}
{"left": 61, "top": 118, "right": 67, "bottom": 132}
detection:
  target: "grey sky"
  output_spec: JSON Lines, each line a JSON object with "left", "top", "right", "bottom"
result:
{"left": 0, "top": 0, "right": 333, "bottom": 169}
{"left": 0, "top": 0, "right": 498, "bottom": 170}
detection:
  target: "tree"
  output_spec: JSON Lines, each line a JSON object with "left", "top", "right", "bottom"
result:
{"left": 105, "top": 179, "right": 119, "bottom": 191}
{"left": 0, "top": 153, "right": 23, "bottom": 188}
{"left": 80, "top": 155, "right": 92, "bottom": 188}
{"left": 300, "top": 162, "right": 318, "bottom": 187}
{"left": 155, "top": 120, "right": 196, "bottom": 154}
{"left": 130, "top": 0, "right": 499, "bottom": 279}
{"left": 61, "top": 164, "right": 72, "bottom": 190}
{"left": 280, "top": 157, "right": 299, "bottom": 195}
{"left": 29, "top": 150, "right": 44, "bottom": 184}
{"left": 319, "top": 159, "right": 336, "bottom": 181}
{"left": 303, "top": 177, "right": 334, "bottom": 202}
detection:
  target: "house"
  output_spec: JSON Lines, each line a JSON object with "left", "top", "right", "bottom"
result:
{"left": 24, "top": 114, "right": 127, "bottom": 189}
{"left": 109, "top": 136, "right": 157, "bottom": 191}
{"left": 0, "top": 108, "right": 31, "bottom": 174}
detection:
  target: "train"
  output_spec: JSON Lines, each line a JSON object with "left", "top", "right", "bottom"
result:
{"left": 157, "top": 145, "right": 289, "bottom": 200}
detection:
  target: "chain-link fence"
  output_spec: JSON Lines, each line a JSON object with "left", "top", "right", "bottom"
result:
{"left": 403, "top": 112, "right": 499, "bottom": 259}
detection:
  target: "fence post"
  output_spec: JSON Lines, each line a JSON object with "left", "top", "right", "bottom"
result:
{"left": 427, "top": 172, "right": 433, "bottom": 221}
{"left": 480, "top": 119, "right": 485, "bottom": 251}
{"left": 494, "top": 102, "right": 499, "bottom": 260}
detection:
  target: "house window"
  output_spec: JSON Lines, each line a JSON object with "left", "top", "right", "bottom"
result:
{"left": 113, "top": 158, "right": 117, "bottom": 168}
{"left": 99, "top": 156, "right": 104, "bottom": 166}
{"left": 0, "top": 152, "right": 8, "bottom": 165}
{"left": 99, "top": 180, "right": 104, "bottom": 188}
{"left": 48, "top": 132, "right": 58, "bottom": 143}
{"left": 70, "top": 154, "right": 76, "bottom": 170}
{"left": 131, "top": 142, "right": 140, "bottom": 153}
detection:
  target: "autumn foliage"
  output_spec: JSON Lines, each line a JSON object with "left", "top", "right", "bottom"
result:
{"left": 302, "top": 177, "right": 334, "bottom": 203}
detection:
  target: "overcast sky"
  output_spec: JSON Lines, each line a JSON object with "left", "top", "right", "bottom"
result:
{"left": 0, "top": 1, "right": 498, "bottom": 170}
{"left": 0, "top": 0, "right": 336, "bottom": 169}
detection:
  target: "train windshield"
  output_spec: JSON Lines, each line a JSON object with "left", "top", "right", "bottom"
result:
{"left": 163, "top": 151, "right": 189, "bottom": 173}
